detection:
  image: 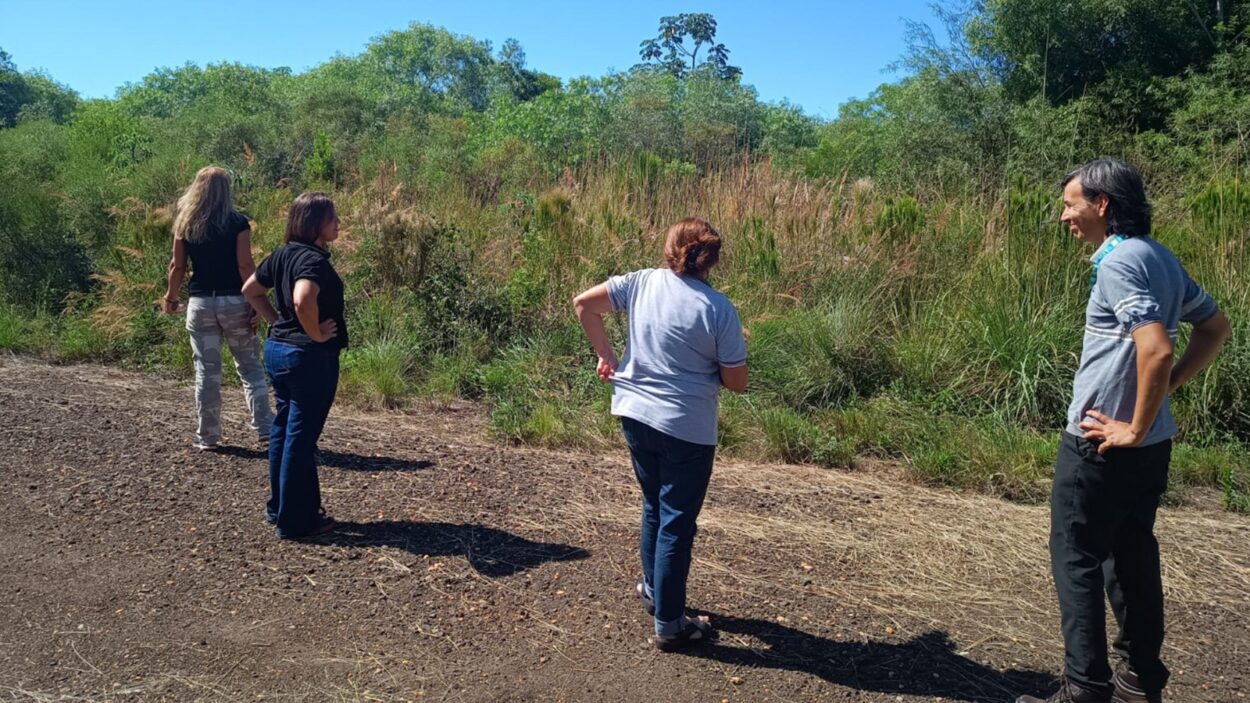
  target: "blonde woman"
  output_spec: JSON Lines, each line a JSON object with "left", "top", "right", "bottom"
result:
{"left": 162, "top": 166, "right": 273, "bottom": 450}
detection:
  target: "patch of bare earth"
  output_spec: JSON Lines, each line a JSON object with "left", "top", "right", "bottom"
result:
{"left": 1, "top": 355, "right": 1247, "bottom": 702}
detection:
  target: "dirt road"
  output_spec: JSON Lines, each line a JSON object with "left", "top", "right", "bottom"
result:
{"left": 1, "top": 356, "right": 1247, "bottom": 702}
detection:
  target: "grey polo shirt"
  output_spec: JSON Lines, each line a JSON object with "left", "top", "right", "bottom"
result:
{"left": 1065, "top": 235, "right": 1220, "bottom": 446}
{"left": 606, "top": 268, "right": 748, "bottom": 446}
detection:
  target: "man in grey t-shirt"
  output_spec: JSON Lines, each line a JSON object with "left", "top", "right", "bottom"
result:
{"left": 1016, "top": 160, "right": 1231, "bottom": 703}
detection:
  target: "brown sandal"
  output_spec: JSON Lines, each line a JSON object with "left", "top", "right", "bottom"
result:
{"left": 654, "top": 616, "right": 714, "bottom": 652}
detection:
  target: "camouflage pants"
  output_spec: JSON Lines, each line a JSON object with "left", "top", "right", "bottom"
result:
{"left": 186, "top": 295, "right": 273, "bottom": 445}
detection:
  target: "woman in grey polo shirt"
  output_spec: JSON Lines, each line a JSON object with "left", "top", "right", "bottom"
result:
{"left": 574, "top": 217, "right": 748, "bottom": 650}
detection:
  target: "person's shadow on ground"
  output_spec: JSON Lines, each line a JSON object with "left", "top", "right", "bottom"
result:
{"left": 316, "top": 448, "right": 435, "bottom": 472}
{"left": 317, "top": 520, "right": 590, "bottom": 577}
{"left": 686, "top": 612, "right": 1053, "bottom": 702}
{"left": 214, "top": 445, "right": 434, "bottom": 472}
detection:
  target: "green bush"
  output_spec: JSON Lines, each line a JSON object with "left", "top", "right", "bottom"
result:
{"left": 0, "top": 199, "right": 92, "bottom": 312}
{"left": 748, "top": 303, "right": 895, "bottom": 412}
{"left": 1, "top": 13, "right": 1249, "bottom": 512}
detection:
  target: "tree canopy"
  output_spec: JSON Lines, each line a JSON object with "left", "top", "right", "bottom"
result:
{"left": 637, "top": 13, "right": 742, "bottom": 81}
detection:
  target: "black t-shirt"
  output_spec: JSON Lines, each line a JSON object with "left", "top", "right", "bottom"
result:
{"left": 185, "top": 212, "right": 251, "bottom": 296}
{"left": 255, "top": 242, "right": 348, "bottom": 350}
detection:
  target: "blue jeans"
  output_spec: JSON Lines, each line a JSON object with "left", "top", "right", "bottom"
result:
{"left": 620, "top": 416, "right": 716, "bottom": 636}
{"left": 264, "top": 340, "right": 340, "bottom": 539}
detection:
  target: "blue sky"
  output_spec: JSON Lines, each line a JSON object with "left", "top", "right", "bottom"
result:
{"left": 0, "top": 0, "right": 940, "bottom": 118}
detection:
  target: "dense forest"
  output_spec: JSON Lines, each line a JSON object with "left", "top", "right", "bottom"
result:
{"left": 1, "top": 2, "right": 1248, "bottom": 509}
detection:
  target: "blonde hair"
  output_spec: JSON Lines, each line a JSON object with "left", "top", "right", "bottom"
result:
{"left": 173, "top": 166, "right": 236, "bottom": 243}
{"left": 663, "top": 217, "right": 722, "bottom": 276}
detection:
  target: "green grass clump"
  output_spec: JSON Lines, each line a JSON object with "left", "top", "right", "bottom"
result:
{"left": 29, "top": 313, "right": 114, "bottom": 363}
{"left": 1224, "top": 464, "right": 1250, "bottom": 514}
{"left": 823, "top": 397, "right": 1055, "bottom": 502}
{"left": 1170, "top": 442, "right": 1250, "bottom": 514}
{"left": 478, "top": 328, "right": 616, "bottom": 448}
{"left": 748, "top": 302, "right": 895, "bottom": 412}
{"left": 0, "top": 306, "right": 30, "bottom": 351}
{"left": 340, "top": 338, "right": 416, "bottom": 409}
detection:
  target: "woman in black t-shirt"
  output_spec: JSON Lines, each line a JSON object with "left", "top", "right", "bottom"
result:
{"left": 162, "top": 166, "right": 273, "bottom": 450}
{"left": 243, "top": 192, "right": 345, "bottom": 540}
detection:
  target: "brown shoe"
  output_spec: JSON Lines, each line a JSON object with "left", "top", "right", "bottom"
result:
{"left": 1112, "top": 663, "right": 1162, "bottom": 703}
{"left": 1017, "top": 677, "right": 1112, "bottom": 703}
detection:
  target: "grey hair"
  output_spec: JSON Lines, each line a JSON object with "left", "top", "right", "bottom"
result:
{"left": 1061, "top": 158, "right": 1152, "bottom": 236}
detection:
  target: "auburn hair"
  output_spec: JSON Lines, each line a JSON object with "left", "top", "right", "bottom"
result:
{"left": 663, "top": 217, "right": 721, "bottom": 276}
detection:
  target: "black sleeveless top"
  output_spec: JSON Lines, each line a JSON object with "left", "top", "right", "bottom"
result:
{"left": 184, "top": 212, "right": 250, "bottom": 296}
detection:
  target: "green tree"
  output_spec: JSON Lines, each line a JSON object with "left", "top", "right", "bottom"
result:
{"left": 362, "top": 23, "right": 496, "bottom": 112}
{"left": 967, "top": 0, "right": 1246, "bottom": 129}
{"left": 637, "top": 13, "right": 741, "bottom": 81}
{"left": 117, "top": 62, "right": 292, "bottom": 120}
{"left": 16, "top": 72, "right": 79, "bottom": 124}
{"left": 1165, "top": 41, "right": 1250, "bottom": 172}
{"left": 0, "top": 48, "right": 32, "bottom": 127}
{"left": 492, "top": 38, "right": 560, "bottom": 103}
{"left": 759, "top": 102, "right": 820, "bottom": 167}
{"left": 475, "top": 78, "right": 608, "bottom": 168}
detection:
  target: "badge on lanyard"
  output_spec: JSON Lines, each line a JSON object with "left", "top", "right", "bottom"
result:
{"left": 1089, "top": 235, "right": 1126, "bottom": 290}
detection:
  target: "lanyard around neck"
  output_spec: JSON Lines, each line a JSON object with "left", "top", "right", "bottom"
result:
{"left": 1089, "top": 235, "right": 1126, "bottom": 289}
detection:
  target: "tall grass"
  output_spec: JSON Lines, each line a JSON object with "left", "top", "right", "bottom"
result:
{"left": 3, "top": 154, "right": 1248, "bottom": 510}
{"left": 0, "top": 305, "right": 29, "bottom": 351}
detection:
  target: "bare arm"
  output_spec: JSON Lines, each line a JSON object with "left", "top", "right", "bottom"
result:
{"left": 293, "top": 278, "right": 337, "bottom": 343}
{"left": 1128, "top": 322, "right": 1174, "bottom": 438}
{"left": 236, "top": 228, "right": 257, "bottom": 281}
{"left": 1079, "top": 322, "right": 1173, "bottom": 454}
{"left": 573, "top": 283, "right": 619, "bottom": 381}
{"left": 1170, "top": 310, "right": 1231, "bottom": 392}
{"left": 235, "top": 229, "right": 262, "bottom": 329}
{"left": 720, "top": 364, "right": 748, "bottom": 393}
{"left": 241, "top": 273, "right": 279, "bottom": 325}
{"left": 161, "top": 236, "right": 187, "bottom": 313}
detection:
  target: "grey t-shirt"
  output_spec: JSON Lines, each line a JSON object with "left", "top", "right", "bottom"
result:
{"left": 1066, "top": 235, "right": 1219, "bottom": 446}
{"left": 606, "top": 268, "right": 748, "bottom": 446}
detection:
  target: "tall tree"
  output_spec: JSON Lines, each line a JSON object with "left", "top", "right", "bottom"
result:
{"left": 363, "top": 23, "right": 496, "bottom": 112}
{"left": 492, "top": 38, "right": 559, "bottom": 102}
{"left": 637, "top": 13, "right": 741, "bottom": 80}
{"left": 0, "top": 47, "right": 32, "bottom": 127}
{"left": 966, "top": 0, "right": 1246, "bottom": 127}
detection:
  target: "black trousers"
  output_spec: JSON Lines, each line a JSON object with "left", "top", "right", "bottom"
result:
{"left": 1050, "top": 432, "right": 1171, "bottom": 695}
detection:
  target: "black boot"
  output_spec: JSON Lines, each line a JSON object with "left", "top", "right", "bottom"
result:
{"left": 1017, "top": 676, "right": 1112, "bottom": 703}
{"left": 1111, "top": 662, "right": 1162, "bottom": 703}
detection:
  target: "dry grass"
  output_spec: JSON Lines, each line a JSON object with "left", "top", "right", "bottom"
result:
{"left": 547, "top": 445, "right": 1250, "bottom": 663}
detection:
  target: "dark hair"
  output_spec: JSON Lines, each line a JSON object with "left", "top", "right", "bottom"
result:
{"left": 1061, "top": 158, "right": 1152, "bottom": 236}
{"left": 284, "top": 192, "right": 336, "bottom": 245}
{"left": 663, "top": 217, "right": 722, "bottom": 276}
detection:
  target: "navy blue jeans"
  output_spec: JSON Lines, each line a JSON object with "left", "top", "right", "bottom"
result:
{"left": 1051, "top": 432, "right": 1171, "bottom": 695}
{"left": 620, "top": 417, "right": 716, "bottom": 635}
{"left": 264, "top": 340, "right": 340, "bottom": 539}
